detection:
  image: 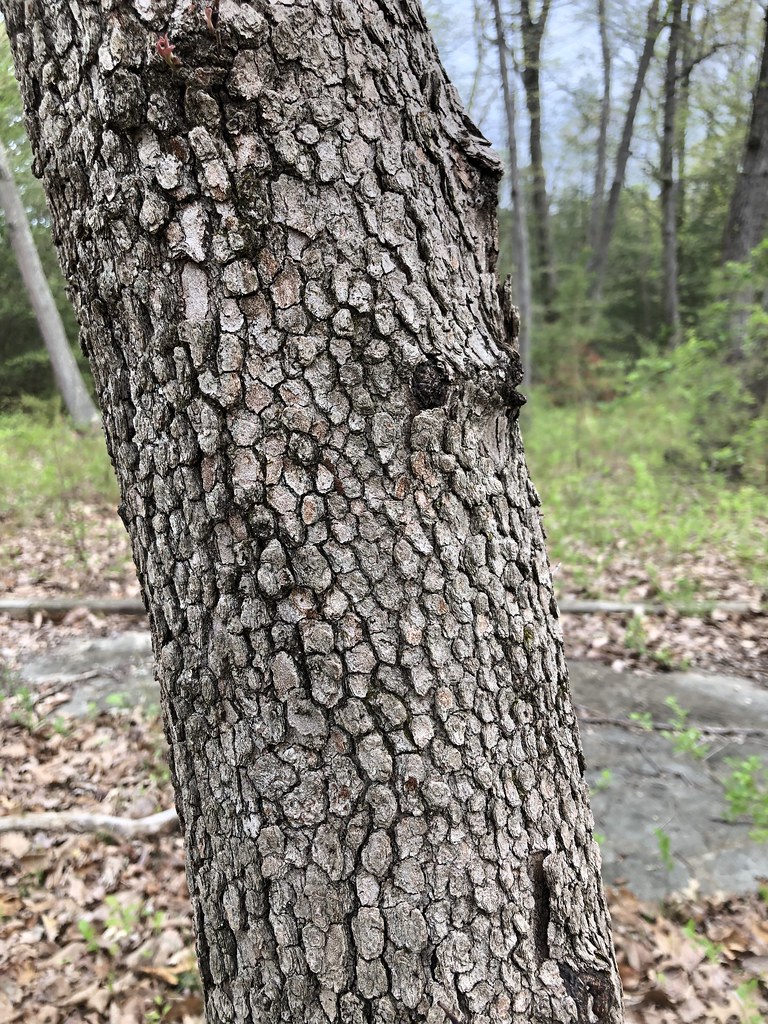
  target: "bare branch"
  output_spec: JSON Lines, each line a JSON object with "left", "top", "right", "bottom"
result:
{"left": 0, "top": 808, "right": 178, "bottom": 839}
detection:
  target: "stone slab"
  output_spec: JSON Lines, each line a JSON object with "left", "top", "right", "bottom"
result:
{"left": 18, "top": 634, "right": 768, "bottom": 901}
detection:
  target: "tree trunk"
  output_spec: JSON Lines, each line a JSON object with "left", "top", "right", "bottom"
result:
{"left": 722, "top": 5, "right": 768, "bottom": 265}
{"left": 520, "top": 0, "right": 557, "bottom": 318}
{"left": 589, "top": 0, "right": 662, "bottom": 304}
{"left": 1, "top": 2, "right": 623, "bottom": 1022}
{"left": 676, "top": 1, "right": 695, "bottom": 233}
{"left": 491, "top": 0, "right": 534, "bottom": 386}
{"left": 588, "top": 0, "right": 611, "bottom": 254}
{"left": 660, "top": 0, "right": 683, "bottom": 346}
{"left": 0, "top": 137, "right": 98, "bottom": 425}
{"left": 721, "top": 6, "right": 768, "bottom": 397}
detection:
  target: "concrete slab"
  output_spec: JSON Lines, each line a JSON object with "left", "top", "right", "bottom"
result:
{"left": 17, "top": 636, "right": 768, "bottom": 902}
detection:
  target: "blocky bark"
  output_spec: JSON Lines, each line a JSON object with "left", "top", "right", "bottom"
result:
{"left": 1, "top": 1, "right": 622, "bottom": 1021}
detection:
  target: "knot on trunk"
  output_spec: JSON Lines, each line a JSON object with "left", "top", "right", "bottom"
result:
{"left": 411, "top": 359, "right": 449, "bottom": 410}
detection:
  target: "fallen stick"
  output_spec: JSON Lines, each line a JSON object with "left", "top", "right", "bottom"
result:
{"left": 0, "top": 807, "right": 178, "bottom": 838}
{"left": 0, "top": 597, "right": 146, "bottom": 618}
{"left": 576, "top": 706, "right": 768, "bottom": 738}
{"left": 560, "top": 599, "right": 760, "bottom": 616}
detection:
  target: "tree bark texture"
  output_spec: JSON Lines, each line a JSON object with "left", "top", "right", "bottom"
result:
{"left": 520, "top": 0, "right": 557, "bottom": 318}
{"left": 660, "top": 0, "right": 682, "bottom": 346}
{"left": 491, "top": 0, "right": 533, "bottom": 387}
{"left": 589, "top": 0, "right": 661, "bottom": 304}
{"left": 0, "top": 136, "right": 98, "bottom": 425}
{"left": 1, "top": 2, "right": 622, "bottom": 1022}
{"left": 722, "top": 5, "right": 768, "bottom": 264}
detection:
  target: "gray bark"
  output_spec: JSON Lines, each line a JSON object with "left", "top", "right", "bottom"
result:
{"left": 660, "top": 0, "right": 683, "bottom": 346}
{"left": 491, "top": 0, "right": 533, "bottom": 386}
{"left": 588, "top": 0, "right": 611, "bottom": 254}
{"left": 722, "top": 5, "right": 768, "bottom": 265}
{"left": 0, "top": 1, "right": 622, "bottom": 1022}
{"left": 0, "top": 138, "right": 98, "bottom": 425}
{"left": 589, "top": 0, "right": 662, "bottom": 304}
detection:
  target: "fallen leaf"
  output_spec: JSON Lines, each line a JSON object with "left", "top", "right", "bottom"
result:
{"left": 0, "top": 833, "right": 31, "bottom": 858}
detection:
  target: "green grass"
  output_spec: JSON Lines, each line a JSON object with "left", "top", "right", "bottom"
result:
{"left": 0, "top": 398, "right": 118, "bottom": 520}
{"left": 523, "top": 388, "right": 768, "bottom": 591}
{"left": 1, "top": 390, "right": 767, "bottom": 596}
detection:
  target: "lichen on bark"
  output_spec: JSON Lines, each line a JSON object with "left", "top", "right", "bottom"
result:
{"left": 0, "top": 1, "right": 623, "bottom": 1021}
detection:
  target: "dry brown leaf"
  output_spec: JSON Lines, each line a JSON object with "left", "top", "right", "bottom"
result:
{"left": 58, "top": 979, "right": 102, "bottom": 1007}
{"left": 677, "top": 994, "right": 709, "bottom": 1022}
{"left": 0, "top": 833, "right": 31, "bottom": 858}
{"left": 0, "top": 894, "right": 24, "bottom": 916}
{"left": 1, "top": 743, "right": 30, "bottom": 760}
{"left": 136, "top": 964, "right": 181, "bottom": 985}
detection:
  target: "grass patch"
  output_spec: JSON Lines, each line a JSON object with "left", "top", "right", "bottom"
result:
{"left": 2, "top": 390, "right": 767, "bottom": 596}
{"left": 523, "top": 387, "right": 768, "bottom": 591}
{"left": 0, "top": 398, "right": 118, "bottom": 521}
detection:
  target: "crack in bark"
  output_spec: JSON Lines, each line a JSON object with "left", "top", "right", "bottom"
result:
{"left": 558, "top": 962, "right": 615, "bottom": 1024}
{"left": 528, "top": 851, "right": 551, "bottom": 964}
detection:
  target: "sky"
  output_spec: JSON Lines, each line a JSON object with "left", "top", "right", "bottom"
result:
{"left": 423, "top": 0, "right": 763, "bottom": 202}
{"left": 423, "top": 0, "right": 606, "bottom": 192}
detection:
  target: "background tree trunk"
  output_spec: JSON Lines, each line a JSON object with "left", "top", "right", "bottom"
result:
{"left": 722, "top": 5, "right": 768, "bottom": 265}
{"left": 676, "top": 1, "right": 695, "bottom": 233}
{"left": 588, "top": 0, "right": 612, "bottom": 255}
{"left": 661, "top": 0, "right": 683, "bottom": 346}
{"left": 0, "top": 137, "right": 97, "bottom": 425}
{"left": 1, "top": 1, "right": 623, "bottom": 1022}
{"left": 589, "top": 0, "right": 662, "bottom": 304}
{"left": 520, "top": 0, "right": 557, "bottom": 318}
{"left": 491, "top": 0, "right": 534, "bottom": 386}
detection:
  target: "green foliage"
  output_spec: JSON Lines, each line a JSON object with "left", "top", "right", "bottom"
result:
{"left": 660, "top": 697, "right": 709, "bottom": 759}
{"left": 682, "top": 919, "right": 724, "bottom": 963}
{"left": 145, "top": 996, "right": 172, "bottom": 1023}
{"left": 625, "top": 698, "right": 768, "bottom": 848}
{"left": 723, "top": 756, "right": 768, "bottom": 842}
{"left": 0, "top": 351, "right": 57, "bottom": 410}
{"left": 732, "top": 980, "right": 765, "bottom": 1024}
{"left": 105, "top": 692, "right": 130, "bottom": 711}
{"left": 524, "top": 382, "right": 768, "bottom": 592}
{"left": 104, "top": 895, "right": 143, "bottom": 935}
{"left": 78, "top": 896, "right": 167, "bottom": 964}
{"left": 621, "top": 614, "right": 686, "bottom": 669}
{"left": 654, "top": 827, "right": 674, "bottom": 872}
{"left": 77, "top": 918, "right": 104, "bottom": 955}
{"left": 592, "top": 768, "right": 613, "bottom": 792}
{"left": 626, "top": 334, "right": 765, "bottom": 483}
{"left": 629, "top": 711, "right": 654, "bottom": 731}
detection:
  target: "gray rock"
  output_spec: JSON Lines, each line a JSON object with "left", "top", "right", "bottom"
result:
{"left": 18, "top": 636, "right": 768, "bottom": 901}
